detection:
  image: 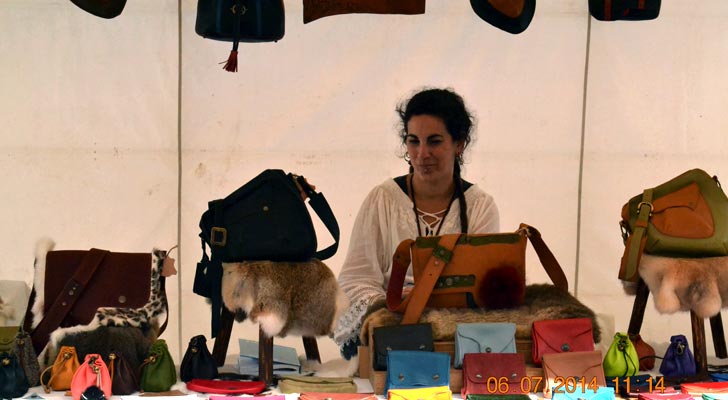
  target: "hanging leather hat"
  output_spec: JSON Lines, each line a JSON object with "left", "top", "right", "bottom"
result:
{"left": 70, "top": 0, "right": 127, "bottom": 19}
{"left": 469, "top": 0, "right": 536, "bottom": 34}
{"left": 589, "top": 0, "right": 661, "bottom": 21}
{"left": 303, "top": 0, "right": 425, "bottom": 24}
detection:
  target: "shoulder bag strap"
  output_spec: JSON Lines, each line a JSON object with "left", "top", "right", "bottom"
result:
{"left": 388, "top": 235, "right": 461, "bottom": 325}
{"left": 520, "top": 223, "right": 569, "bottom": 292}
{"left": 295, "top": 175, "right": 340, "bottom": 261}
{"left": 386, "top": 239, "right": 415, "bottom": 313}
{"left": 31, "top": 248, "right": 109, "bottom": 354}
{"left": 621, "top": 189, "right": 654, "bottom": 281}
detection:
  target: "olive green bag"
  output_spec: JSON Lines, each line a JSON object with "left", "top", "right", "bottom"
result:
{"left": 139, "top": 339, "right": 176, "bottom": 392}
{"left": 619, "top": 168, "right": 728, "bottom": 281}
{"left": 603, "top": 332, "right": 639, "bottom": 377}
{"left": 0, "top": 327, "right": 17, "bottom": 352}
{"left": 277, "top": 375, "right": 357, "bottom": 394}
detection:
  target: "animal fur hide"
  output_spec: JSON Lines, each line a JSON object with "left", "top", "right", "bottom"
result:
{"left": 638, "top": 254, "right": 728, "bottom": 318}
{"left": 361, "top": 283, "right": 601, "bottom": 345}
{"left": 221, "top": 259, "right": 349, "bottom": 338}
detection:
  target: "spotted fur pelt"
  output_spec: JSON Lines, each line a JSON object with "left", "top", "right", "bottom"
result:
{"left": 221, "top": 259, "right": 349, "bottom": 338}
{"left": 637, "top": 254, "right": 728, "bottom": 318}
{"left": 361, "top": 283, "right": 601, "bottom": 345}
{"left": 31, "top": 238, "right": 167, "bottom": 365}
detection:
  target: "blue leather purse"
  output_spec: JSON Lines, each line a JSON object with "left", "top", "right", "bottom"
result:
{"left": 552, "top": 386, "right": 615, "bottom": 400}
{"left": 384, "top": 351, "right": 450, "bottom": 395}
{"left": 454, "top": 322, "right": 517, "bottom": 368}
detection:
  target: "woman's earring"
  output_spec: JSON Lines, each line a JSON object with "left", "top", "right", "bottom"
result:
{"left": 404, "top": 153, "right": 411, "bottom": 164}
{"left": 456, "top": 153, "right": 463, "bottom": 165}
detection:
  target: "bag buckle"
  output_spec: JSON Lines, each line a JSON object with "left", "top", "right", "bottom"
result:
{"left": 210, "top": 227, "right": 227, "bottom": 246}
{"left": 637, "top": 201, "right": 653, "bottom": 216}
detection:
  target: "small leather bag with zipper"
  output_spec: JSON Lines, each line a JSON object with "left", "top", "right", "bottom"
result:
{"left": 373, "top": 323, "right": 434, "bottom": 371}
{"left": 0, "top": 351, "right": 29, "bottom": 399}
{"left": 139, "top": 339, "right": 177, "bottom": 392}
{"left": 41, "top": 345, "right": 80, "bottom": 392}
{"left": 387, "top": 386, "right": 452, "bottom": 400}
{"left": 461, "top": 352, "right": 526, "bottom": 397}
{"left": 384, "top": 350, "right": 450, "bottom": 395}
{"left": 542, "top": 350, "right": 606, "bottom": 399}
{"left": 108, "top": 351, "right": 138, "bottom": 395}
{"left": 70, "top": 354, "right": 111, "bottom": 400}
{"left": 659, "top": 334, "right": 696, "bottom": 378}
{"left": 454, "top": 322, "right": 517, "bottom": 368}
{"left": 603, "top": 332, "right": 640, "bottom": 377}
{"left": 180, "top": 335, "right": 218, "bottom": 382}
{"left": 531, "top": 318, "right": 595, "bottom": 365}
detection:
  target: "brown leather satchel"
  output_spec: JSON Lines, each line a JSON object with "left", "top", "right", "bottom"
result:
{"left": 387, "top": 223, "right": 568, "bottom": 324}
{"left": 26, "top": 248, "right": 167, "bottom": 354}
{"left": 541, "top": 350, "right": 606, "bottom": 399}
{"left": 303, "top": 0, "right": 425, "bottom": 24}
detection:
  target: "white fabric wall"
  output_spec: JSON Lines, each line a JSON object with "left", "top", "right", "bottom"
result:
{"left": 1, "top": 0, "right": 727, "bottom": 362}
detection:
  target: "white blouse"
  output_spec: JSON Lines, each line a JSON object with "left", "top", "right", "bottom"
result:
{"left": 333, "top": 178, "right": 500, "bottom": 348}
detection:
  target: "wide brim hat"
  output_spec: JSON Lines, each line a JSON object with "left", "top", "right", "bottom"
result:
{"left": 470, "top": 0, "right": 536, "bottom": 34}
{"left": 70, "top": 0, "right": 127, "bottom": 19}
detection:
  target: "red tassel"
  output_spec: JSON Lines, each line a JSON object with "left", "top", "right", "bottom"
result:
{"left": 222, "top": 50, "right": 238, "bottom": 72}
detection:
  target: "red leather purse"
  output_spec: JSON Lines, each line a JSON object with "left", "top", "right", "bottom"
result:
{"left": 186, "top": 379, "right": 266, "bottom": 395}
{"left": 531, "top": 318, "right": 595, "bottom": 365}
{"left": 461, "top": 353, "right": 527, "bottom": 397}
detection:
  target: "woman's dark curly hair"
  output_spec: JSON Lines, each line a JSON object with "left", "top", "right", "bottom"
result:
{"left": 396, "top": 87, "right": 475, "bottom": 163}
{"left": 395, "top": 87, "right": 476, "bottom": 233}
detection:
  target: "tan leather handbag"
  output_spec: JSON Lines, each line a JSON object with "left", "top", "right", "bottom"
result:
{"left": 387, "top": 224, "right": 568, "bottom": 324}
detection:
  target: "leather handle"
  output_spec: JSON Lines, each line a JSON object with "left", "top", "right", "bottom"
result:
{"left": 521, "top": 223, "right": 568, "bottom": 292}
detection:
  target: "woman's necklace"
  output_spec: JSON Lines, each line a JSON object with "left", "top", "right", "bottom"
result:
{"left": 408, "top": 175, "right": 456, "bottom": 237}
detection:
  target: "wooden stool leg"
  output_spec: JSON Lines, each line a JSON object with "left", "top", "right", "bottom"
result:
{"left": 302, "top": 336, "right": 321, "bottom": 362}
{"left": 710, "top": 313, "right": 728, "bottom": 359}
{"left": 628, "top": 278, "right": 650, "bottom": 334}
{"left": 691, "top": 311, "right": 708, "bottom": 375}
{"left": 259, "top": 327, "right": 274, "bottom": 386}
{"left": 212, "top": 307, "right": 235, "bottom": 366}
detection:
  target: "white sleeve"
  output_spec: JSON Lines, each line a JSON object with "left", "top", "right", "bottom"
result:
{"left": 467, "top": 188, "right": 501, "bottom": 234}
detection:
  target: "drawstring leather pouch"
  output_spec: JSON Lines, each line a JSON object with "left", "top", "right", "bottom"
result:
{"left": 603, "top": 332, "right": 639, "bottom": 377}
{"left": 41, "top": 345, "right": 80, "bottom": 392}
{"left": 0, "top": 351, "right": 29, "bottom": 399}
{"left": 660, "top": 334, "right": 696, "bottom": 378}
{"left": 108, "top": 351, "right": 138, "bottom": 395}
{"left": 70, "top": 354, "right": 111, "bottom": 400}
{"left": 180, "top": 335, "right": 218, "bottom": 382}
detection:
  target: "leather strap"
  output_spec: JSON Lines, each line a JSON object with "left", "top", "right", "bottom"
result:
{"left": 295, "top": 174, "right": 340, "bottom": 261}
{"left": 387, "top": 224, "right": 569, "bottom": 324}
{"left": 31, "top": 248, "right": 109, "bottom": 354}
{"left": 623, "top": 189, "right": 654, "bottom": 281}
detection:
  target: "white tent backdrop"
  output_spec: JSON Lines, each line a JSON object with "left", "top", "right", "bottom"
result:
{"left": 2, "top": 0, "right": 727, "bottom": 363}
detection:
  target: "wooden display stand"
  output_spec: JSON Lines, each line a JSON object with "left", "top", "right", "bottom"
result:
{"left": 360, "top": 330, "right": 543, "bottom": 394}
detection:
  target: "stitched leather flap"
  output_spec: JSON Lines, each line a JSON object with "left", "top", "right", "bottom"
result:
{"left": 532, "top": 318, "right": 594, "bottom": 355}
{"left": 542, "top": 350, "right": 606, "bottom": 388}
{"left": 456, "top": 322, "right": 517, "bottom": 355}
{"left": 44, "top": 250, "right": 152, "bottom": 327}
{"left": 387, "top": 351, "right": 450, "bottom": 389}
{"left": 373, "top": 324, "right": 434, "bottom": 370}
{"left": 463, "top": 353, "right": 525, "bottom": 385}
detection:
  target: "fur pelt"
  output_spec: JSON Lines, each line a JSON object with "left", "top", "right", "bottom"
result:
{"left": 52, "top": 326, "right": 154, "bottom": 370}
{"left": 638, "top": 254, "right": 728, "bottom": 318}
{"left": 221, "top": 259, "right": 349, "bottom": 338}
{"left": 361, "top": 283, "right": 601, "bottom": 345}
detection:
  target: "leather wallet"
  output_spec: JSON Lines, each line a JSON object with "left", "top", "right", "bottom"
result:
{"left": 681, "top": 382, "right": 728, "bottom": 395}
{"left": 542, "top": 350, "right": 606, "bottom": 399}
{"left": 185, "top": 379, "right": 266, "bottom": 395}
{"left": 300, "top": 393, "right": 378, "bottom": 400}
{"left": 552, "top": 386, "right": 615, "bottom": 400}
{"left": 387, "top": 386, "right": 452, "bottom": 400}
{"left": 454, "top": 322, "right": 517, "bottom": 368}
{"left": 638, "top": 393, "right": 691, "bottom": 400}
{"left": 277, "top": 375, "right": 357, "bottom": 394}
{"left": 461, "top": 353, "right": 526, "bottom": 397}
{"left": 532, "top": 318, "right": 595, "bottom": 365}
{"left": 385, "top": 350, "right": 451, "bottom": 395}
{"left": 373, "top": 323, "right": 434, "bottom": 371}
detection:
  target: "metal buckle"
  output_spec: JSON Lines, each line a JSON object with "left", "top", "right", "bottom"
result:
{"left": 637, "top": 201, "right": 653, "bottom": 216}
{"left": 210, "top": 227, "right": 227, "bottom": 246}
